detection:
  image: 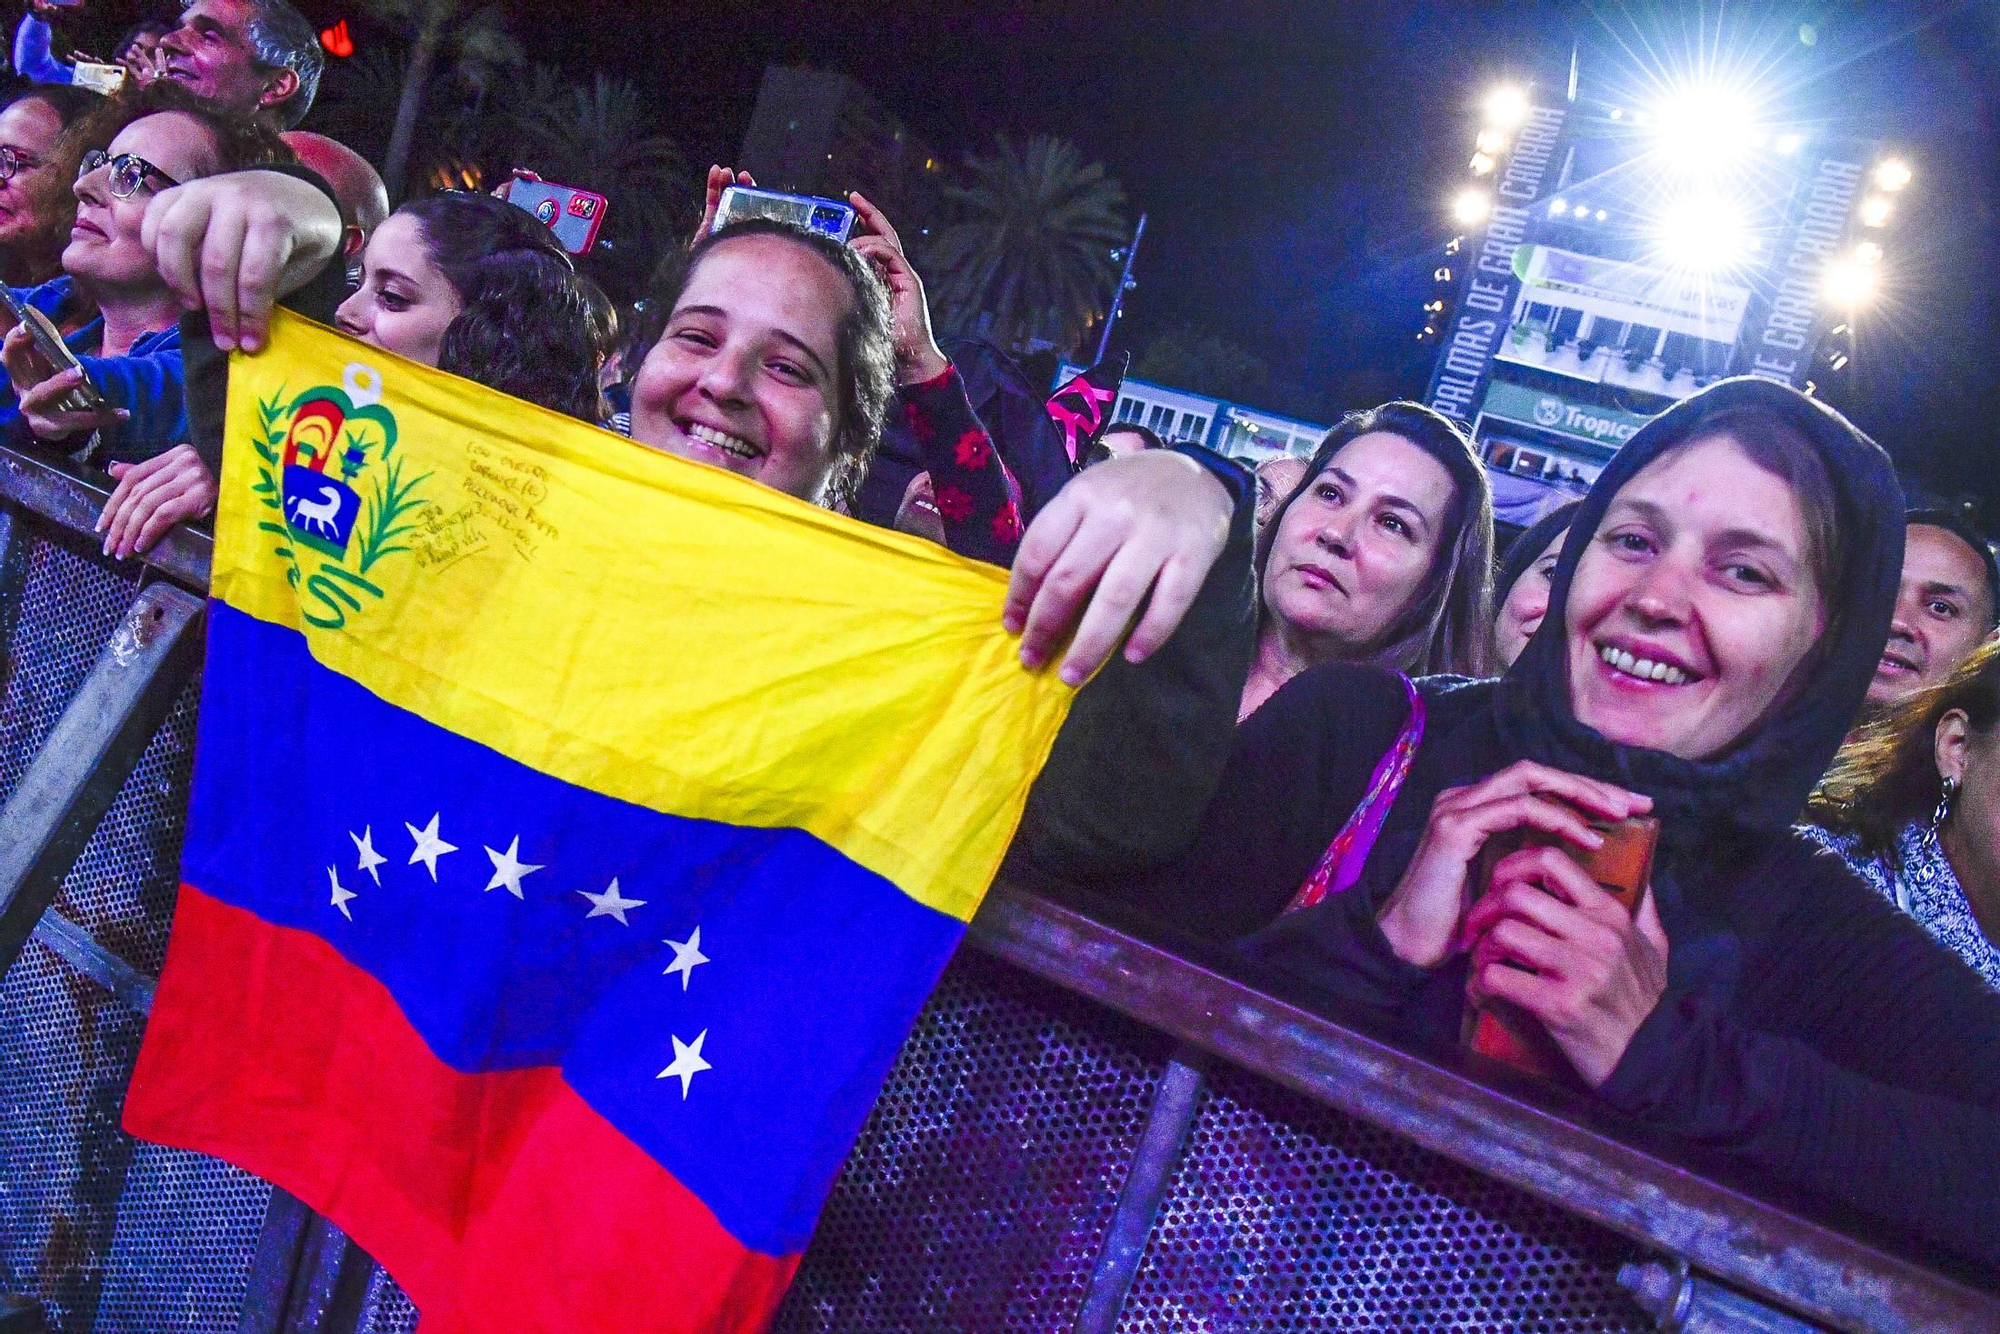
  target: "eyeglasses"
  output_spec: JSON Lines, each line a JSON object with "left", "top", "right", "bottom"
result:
{"left": 77, "top": 149, "right": 180, "bottom": 199}
{"left": 0, "top": 146, "right": 46, "bottom": 182}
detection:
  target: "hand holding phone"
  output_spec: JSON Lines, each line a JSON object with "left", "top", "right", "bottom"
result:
{"left": 0, "top": 295, "right": 123, "bottom": 446}
{"left": 1460, "top": 808, "right": 1661, "bottom": 1083}
{"left": 496, "top": 170, "right": 609, "bottom": 256}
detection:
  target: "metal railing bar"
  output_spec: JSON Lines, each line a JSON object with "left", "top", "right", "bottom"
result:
{"left": 31, "top": 907, "right": 155, "bottom": 1015}
{"left": 0, "top": 581, "right": 205, "bottom": 976}
{"left": 966, "top": 884, "right": 1999, "bottom": 1334}
{"left": 0, "top": 447, "right": 210, "bottom": 592}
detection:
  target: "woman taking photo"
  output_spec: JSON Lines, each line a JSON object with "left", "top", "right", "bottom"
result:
{"left": 1240, "top": 402, "right": 1494, "bottom": 720}
{"left": 1126, "top": 378, "right": 2000, "bottom": 1271}
{"left": 1807, "top": 640, "right": 2000, "bottom": 989}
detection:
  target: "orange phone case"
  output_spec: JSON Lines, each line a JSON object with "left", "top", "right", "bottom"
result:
{"left": 1460, "top": 809, "right": 1658, "bottom": 1082}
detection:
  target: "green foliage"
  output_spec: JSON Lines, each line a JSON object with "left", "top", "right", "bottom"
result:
{"left": 920, "top": 134, "right": 1128, "bottom": 358}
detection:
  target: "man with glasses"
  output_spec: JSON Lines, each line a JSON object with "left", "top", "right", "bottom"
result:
{"left": 151, "top": 0, "right": 322, "bottom": 131}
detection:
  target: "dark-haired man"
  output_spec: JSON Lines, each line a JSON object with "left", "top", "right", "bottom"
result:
{"left": 1867, "top": 510, "right": 2000, "bottom": 710}
{"left": 153, "top": 0, "right": 322, "bottom": 130}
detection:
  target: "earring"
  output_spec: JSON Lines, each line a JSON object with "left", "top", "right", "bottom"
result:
{"left": 1929, "top": 777, "right": 1959, "bottom": 844}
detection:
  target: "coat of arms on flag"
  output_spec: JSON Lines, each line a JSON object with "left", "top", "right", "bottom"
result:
{"left": 124, "top": 310, "right": 1075, "bottom": 1333}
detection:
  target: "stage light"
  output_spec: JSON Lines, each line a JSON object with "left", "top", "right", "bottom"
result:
{"left": 1594, "top": 209, "right": 1608, "bottom": 222}
{"left": 1452, "top": 188, "right": 1492, "bottom": 225}
{"left": 1822, "top": 259, "right": 1879, "bottom": 308}
{"left": 1608, "top": 107, "right": 1624, "bottom": 121}
{"left": 1774, "top": 132, "right": 1804, "bottom": 155}
{"left": 1873, "top": 159, "right": 1913, "bottom": 192}
{"left": 1469, "top": 152, "right": 1496, "bottom": 175}
{"left": 1476, "top": 129, "right": 1506, "bottom": 154}
{"left": 1653, "top": 196, "right": 1751, "bottom": 271}
{"left": 1549, "top": 198, "right": 1569, "bottom": 217}
{"left": 1484, "top": 84, "right": 1531, "bottom": 129}
{"left": 1854, "top": 241, "right": 1883, "bottom": 265}
{"left": 1648, "top": 84, "right": 1759, "bottom": 175}
{"left": 1858, "top": 196, "right": 1892, "bottom": 228}
{"left": 1435, "top": 266, "right": 1454, "bottom": 282}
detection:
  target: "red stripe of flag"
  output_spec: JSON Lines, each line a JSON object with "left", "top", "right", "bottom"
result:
{"left": 125, "top": 886, "right": 799, "bottom": 1332}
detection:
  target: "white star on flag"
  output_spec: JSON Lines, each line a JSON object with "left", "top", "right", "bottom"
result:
{"left": 405, "top": 813, "right": 457, "bottom": 881}
{"left": 663, "top": 926, "right": 708, "bottom": 990}
{"left": 328, "top": 866, "right": 356, "bottom": 920}
{"left": 350, "top": 826, "right": 386, "bottom": 886}
{"left": 578, "top": 877, "right": 646, "bottom": 924}
{"left": 482, "top": 836, "right": 544, "bottom": 899}
{"left": 657, "top": 1029, "right": 710, "bottom": 1098}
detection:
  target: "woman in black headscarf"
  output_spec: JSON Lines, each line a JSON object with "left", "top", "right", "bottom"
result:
{"left": 1123, "top": 377, "right": 2000, "bottom": 1272}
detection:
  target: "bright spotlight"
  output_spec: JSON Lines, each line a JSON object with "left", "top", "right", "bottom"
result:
{"left": 1854, "top": 241, "right": 1883, "bottom": 265}
{"left": 1549, "top": 198, "right": 1569, "bottom": 216}
{"left": 1873, "top": 159, "right": 1913, "bottom": 192}
{"left": 1774, "top": 132, "right": 1804, "bottom": 155}
{"left": 1649, "top": 85, "right": 1760, "bottom": 175}
{"left": 1453, "top": 188, "right": 1493, "bottom": 225}
{"left": 1822, "top": 259, "right": 1879, "bottom": 308}
{"left": 1484, "top": 84, "right": 1531, "bottom": 129}
{"left": 1653, "top": 197, "right": 1751, "bottom": 272}
{"left": 1858, "top": 196, "right": 1892, "bottom": 228}
{"left": 1469, "top": 152, "right": 1496, "bottom": 175}
{"left": 1475, "top": 129, "right": 1506, "bottom": 154}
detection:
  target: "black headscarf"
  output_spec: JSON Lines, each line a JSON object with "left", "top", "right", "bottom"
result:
{"left": 1493, "top": 378, "right": 1905, "bottom": 849}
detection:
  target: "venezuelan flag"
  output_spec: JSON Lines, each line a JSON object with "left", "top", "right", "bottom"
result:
{"left": 123, "top": 311, "right": 1075, "bottom": 1332}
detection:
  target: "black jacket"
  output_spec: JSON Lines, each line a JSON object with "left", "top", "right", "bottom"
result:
{"left": 1126, "top": 378, "right": 2000, "bottom": 1276}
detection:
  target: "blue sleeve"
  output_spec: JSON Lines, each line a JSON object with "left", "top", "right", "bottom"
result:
{"left": 75, "top": 344, "right": 188, "bottom": 461}
{"left": 13, "top": 15, "right": 75, "bottom": 86}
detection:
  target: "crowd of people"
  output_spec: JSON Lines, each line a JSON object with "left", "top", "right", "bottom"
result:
{"left": 1, "top": 0, "right": 1997, "bottom": 1287}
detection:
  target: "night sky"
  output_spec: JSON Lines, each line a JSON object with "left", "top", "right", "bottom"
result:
{"left": 333, "top": 0, "right": 1998, "bottom": 509}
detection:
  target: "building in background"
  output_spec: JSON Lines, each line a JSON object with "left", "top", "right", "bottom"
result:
{"left": 1058, "top": 365, "right": 1330, "bottom": 462}
{"left": 738, "top": 66, "right": 946, "bottom": 231}
{"left": 1422, "top": 69, "right": 1905, "bottom": 524}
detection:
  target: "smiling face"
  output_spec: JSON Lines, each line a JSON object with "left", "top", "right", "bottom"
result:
{"left": 1495, "top": 529, "right": 1565, "bottom": 668}
{"left": 159, "top": 0, "right": 290, "bottom": 117}
{"left": 628, "top": 233, "right": 850, "bottom": 502}
{"left": 66, "top": 112, "right": 221, "bottom": 290}
{"left": 1565, "top": 434, "right": 1828, "bottom": 760}
{"left": 0, "top": 98, "right": 69, "bottom": 256}
{"left": 1869, "top": 523, "right": 1994, "bottom": 708}
{"left": 1261, "top": 431, "right": 1456, "bottom": 656}
{"left": 334, "top": 212, "right": 461, "bottom": 367}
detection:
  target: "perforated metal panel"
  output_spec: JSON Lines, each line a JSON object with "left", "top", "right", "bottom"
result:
{"left": 0, "top": 523, "right": 271, "bottom": 1334}
{"left": 770, "top": 951, "right": 1169, "bottom": 1333}
{"left": 1119, "top": 1060, "right": 1650, "bottom": 1332}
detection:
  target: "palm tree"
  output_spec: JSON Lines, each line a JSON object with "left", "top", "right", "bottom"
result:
{"left": 352, "top": 0, "right": 524, "bottom": 200}
{"left": 921, "top": 135, "right": 1129, "bottom": 356}
{"left": 504, "top": 68, "right": 694, "bottom": 299}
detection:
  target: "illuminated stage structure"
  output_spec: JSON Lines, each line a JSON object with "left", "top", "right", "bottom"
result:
{"left": 1423, "top": 75, "right": 1911, "bottom": 525}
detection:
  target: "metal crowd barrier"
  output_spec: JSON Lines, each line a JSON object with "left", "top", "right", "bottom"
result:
{"left": 0, "top": 444, "right": 1990, "bottom": 1333}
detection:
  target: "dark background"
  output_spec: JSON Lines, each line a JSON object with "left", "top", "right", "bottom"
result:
{"left": 100, "top": 1, "right": 2000, "bottom": 509}
{"left": 490, "top": 0, "right": 2000, "bottom": 512}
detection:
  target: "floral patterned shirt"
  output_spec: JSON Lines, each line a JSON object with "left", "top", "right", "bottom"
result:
{"left": 899, "top": 363, "right": 1022, "bottom": 567}
{"left": 1800, "top": 821, "right": 2000, "bottom": 991}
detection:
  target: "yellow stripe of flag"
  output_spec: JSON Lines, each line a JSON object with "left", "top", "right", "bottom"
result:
{"left": 216, "top": 310, "right": 1074, "bottom": 922}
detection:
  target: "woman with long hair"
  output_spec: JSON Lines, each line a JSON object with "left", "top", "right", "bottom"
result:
{"left": 1240, "top": 401, "right": 1494, "bottom": 719}
{"left": 1807, "top": 639, "right": 2000, "bottom": 988}
{"left": 1119, "top": 378, "right": 2000, "bottom": 1272}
